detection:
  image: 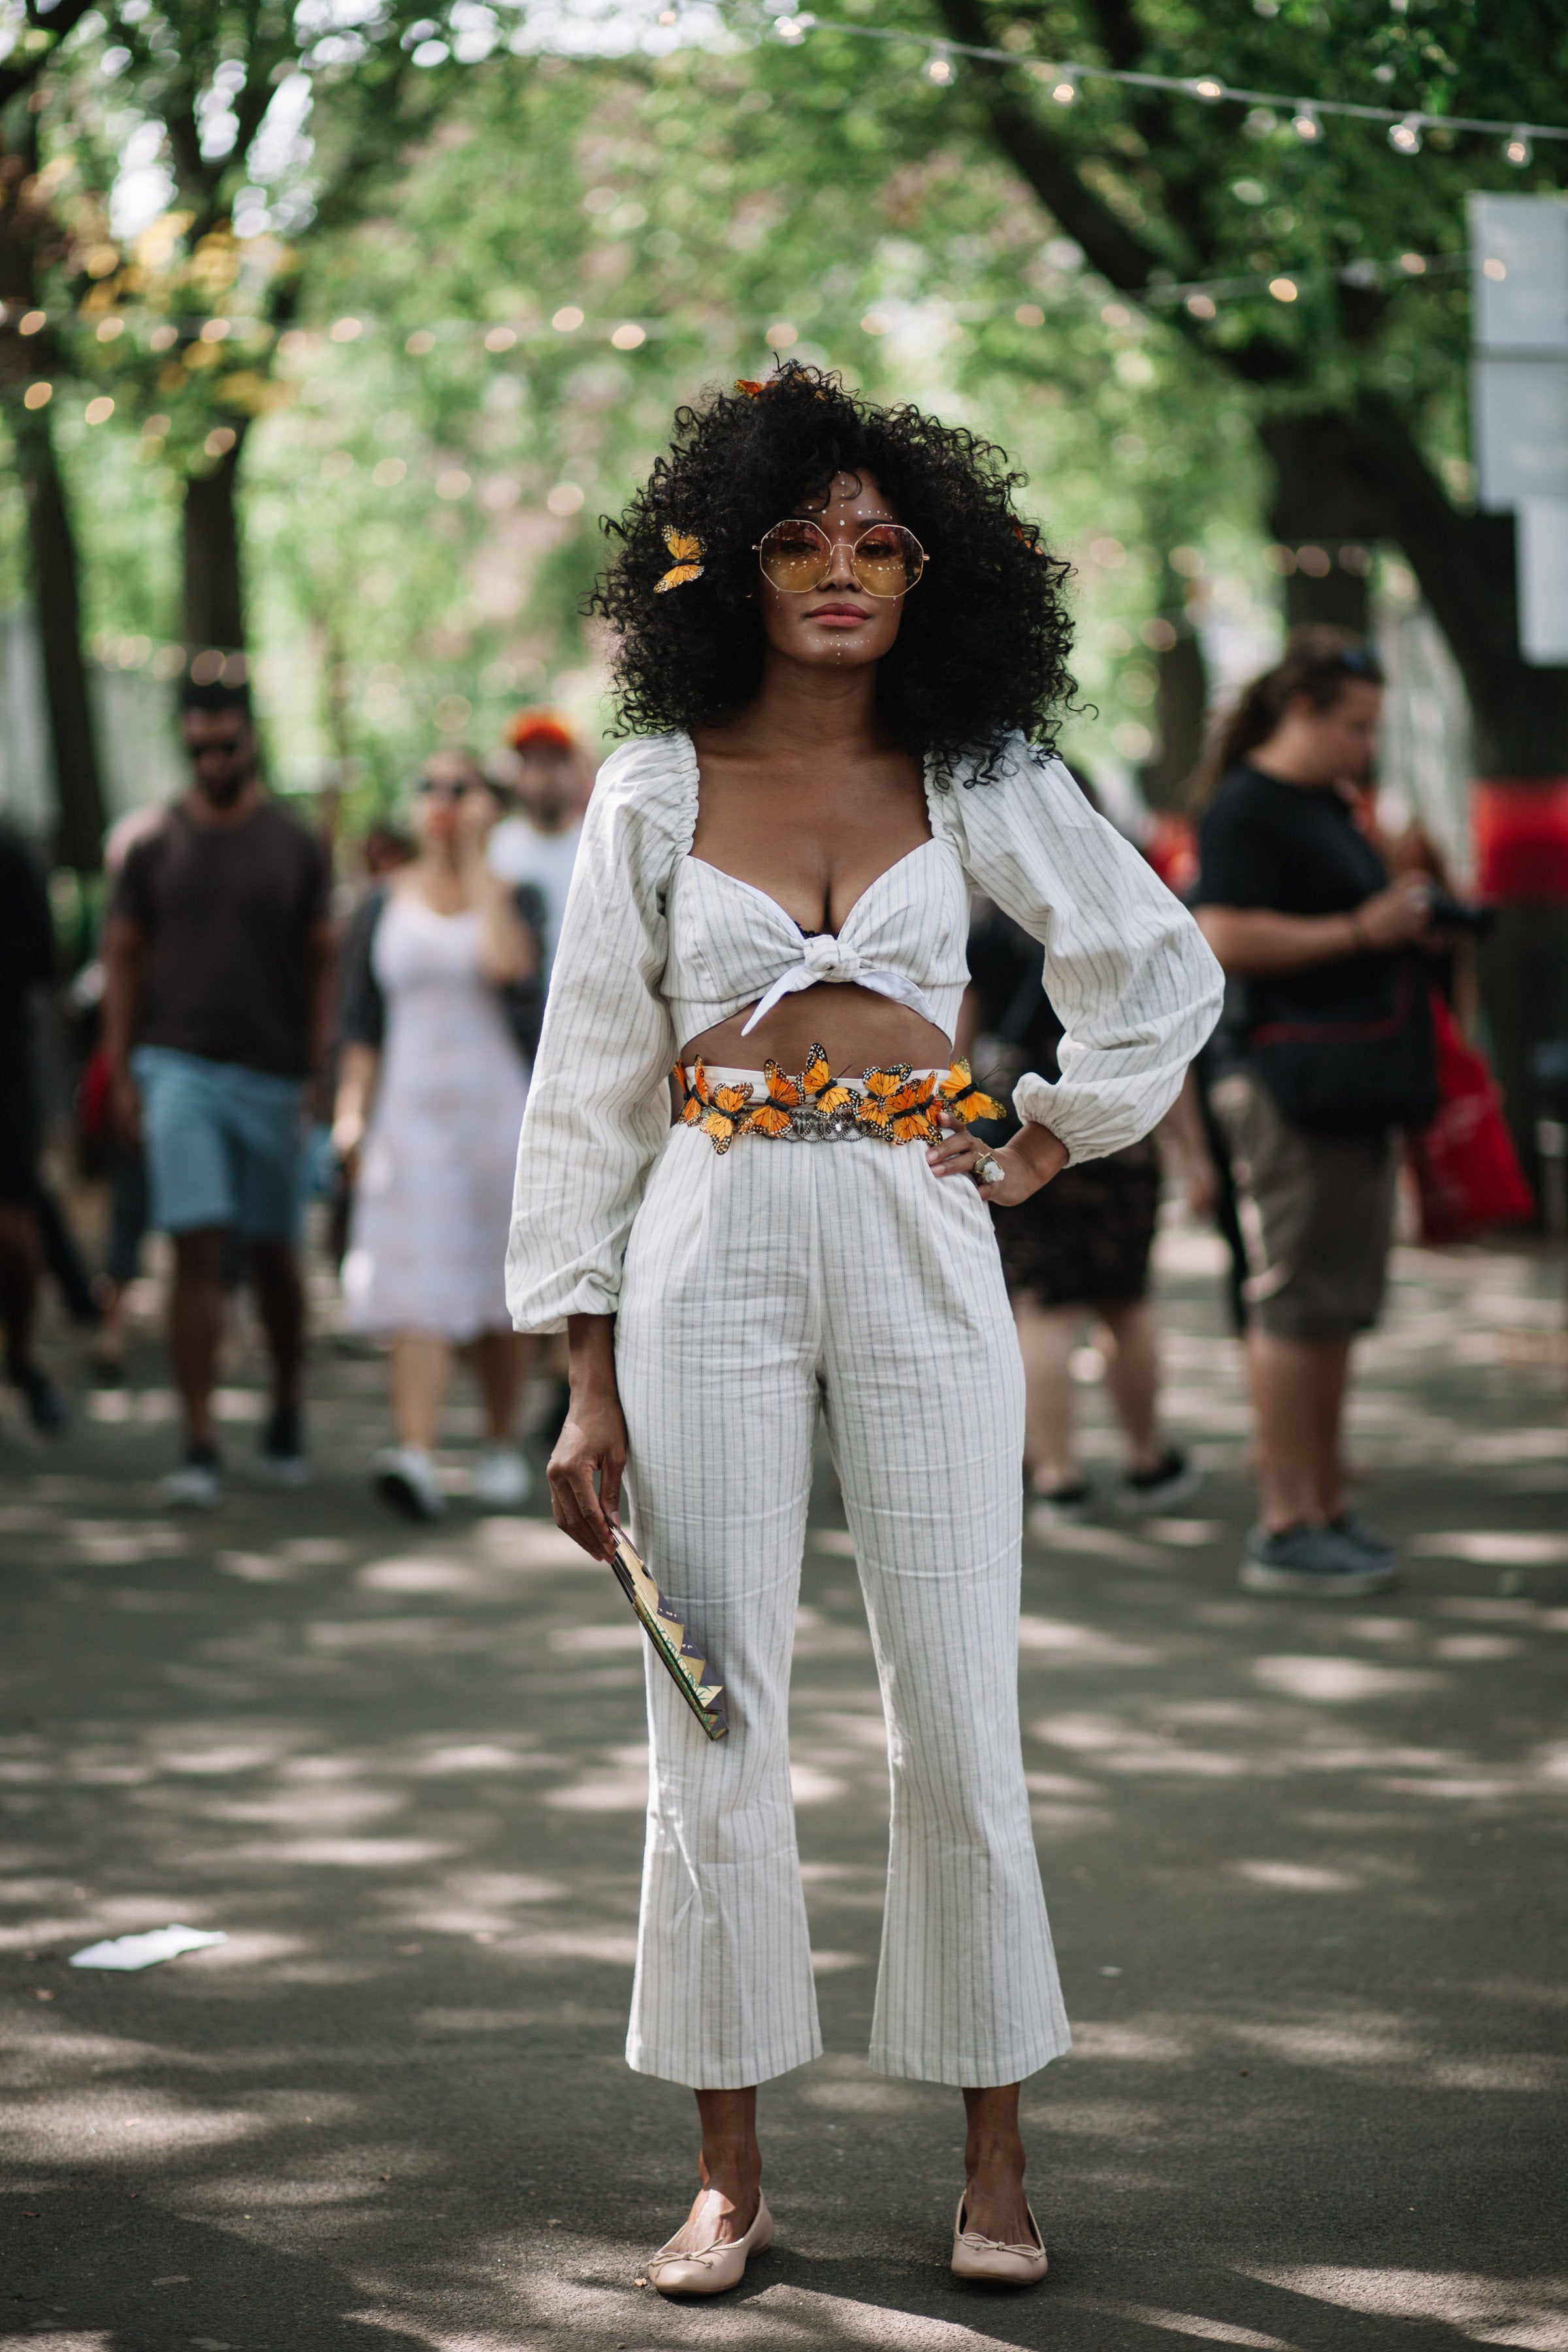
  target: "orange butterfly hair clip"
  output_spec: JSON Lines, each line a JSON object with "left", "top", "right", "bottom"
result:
{"left": 655, "top": 525, "right": 704, "bottom": 593}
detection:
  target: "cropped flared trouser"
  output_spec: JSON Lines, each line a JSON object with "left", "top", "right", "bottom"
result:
{"left": 615, "top": 1123, "right": 1071, "bottom": 2090}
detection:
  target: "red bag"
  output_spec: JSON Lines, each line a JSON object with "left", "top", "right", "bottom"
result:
{"left": 1408, "top": 992, "right": 1535, "bottom": 1242}
{"left": 77, "top": 1043, "right": 114, "bottom": 1151}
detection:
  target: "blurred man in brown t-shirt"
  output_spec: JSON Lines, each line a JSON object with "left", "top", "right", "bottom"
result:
{"left": 103, "top": 678, "right": 334, "bottom": 1507}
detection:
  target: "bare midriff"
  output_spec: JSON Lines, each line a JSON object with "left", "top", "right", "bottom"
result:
{"left": 679, "top": 987, "right": 953, "bottom": 1076}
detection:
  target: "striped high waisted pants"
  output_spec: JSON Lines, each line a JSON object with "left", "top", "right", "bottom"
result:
{"left": 615, "top": 1122, "right": 1071, "bottom": 2089}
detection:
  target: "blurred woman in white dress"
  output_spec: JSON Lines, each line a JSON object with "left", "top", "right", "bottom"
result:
{"left": 334, "top": 756, "right": 536, "bottom": 1519}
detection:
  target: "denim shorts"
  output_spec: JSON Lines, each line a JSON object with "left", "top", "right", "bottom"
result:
{"left": 133, "top": 1045, "right": 304, "bottom": 1241}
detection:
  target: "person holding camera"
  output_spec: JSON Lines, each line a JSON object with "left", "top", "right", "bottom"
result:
{"left": 1194, "top": 630, "right": 1435, "bottom": 1598}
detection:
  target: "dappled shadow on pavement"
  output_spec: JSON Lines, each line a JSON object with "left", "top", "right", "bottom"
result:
{"left": 1, "top": 1230, "right": 1564, "bottom": 2348}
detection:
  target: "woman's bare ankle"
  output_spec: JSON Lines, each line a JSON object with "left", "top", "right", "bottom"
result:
{"left": 697, "top": 2142, "right": 760, "bottom": 2232}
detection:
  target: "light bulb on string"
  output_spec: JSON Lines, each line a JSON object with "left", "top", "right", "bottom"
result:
{"left": 1503, "top": 127, "right": 1533, "bottom": 166}
{"left": 1291, "top": 101, "right": 1322, "bottom": 142}
{"left": 1187, "top": 74, "right": 1226, "bottom": 102}
{"left": 1050, "top": 63, "right": 1079, "bottom": 104}
{"left": 774, "top": 10, "right": 812, "bottom": 40}
{"left": 1388, "top": 113, "right": 1423, "bottom": 154}
{"left": 924, "top": 44, "right": 953, "bottom": 83}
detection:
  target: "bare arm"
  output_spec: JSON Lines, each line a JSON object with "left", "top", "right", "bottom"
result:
{"left": 101, "top": 914, "right": 146, "bottom": 1140}
{"left": 307, "top": 917, "right": 337, "bottom": 1102}
{"left": 1198, "top": 877, "right": 1431, "bottom": 977}
{"left": 470, "top": 865, "right": 537, "bottom": 985}
{"left": 456, "top": 795, "right": 537, "bottom": 984}
{"left": 547, "top": 1313, "right": 627, "bottom": 1562}
{"left": 331, "top": 1042, "right": 381, "bottom": 1173}
{"left": 1155, "top": 1069, "right": 1218, "bottom": 1216}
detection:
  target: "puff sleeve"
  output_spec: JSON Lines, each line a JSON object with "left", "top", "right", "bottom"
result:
{"left": 505, "top": 736, "right": 694, "bottom": 1331}
{"left": 936, "top": 738, "right": 1223, "bottom": 1164}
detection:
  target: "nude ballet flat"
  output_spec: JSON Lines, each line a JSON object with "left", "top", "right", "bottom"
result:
{"left": 951, "top": 2192, "right": 1050, "bottom": 2285}
{"left": 645, "top": 2193, "right": 774, "bottom": 2298}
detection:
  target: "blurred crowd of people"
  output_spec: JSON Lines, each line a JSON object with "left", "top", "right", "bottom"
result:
{"left": 0, "top": 629, "right": 1529, "bottom": 1594}
{"left": 0, "top": 691, "right": 592, "bottom": 1520}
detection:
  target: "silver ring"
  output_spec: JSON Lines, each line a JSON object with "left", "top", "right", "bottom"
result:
{"left": 973, "top": 1153, "right": 1004, "bottom": 1189}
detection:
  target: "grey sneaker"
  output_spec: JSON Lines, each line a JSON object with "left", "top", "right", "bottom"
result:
{"left": 1328, "top": 1511, "right": 1397, "bottom": 1563}
{"left": 1241, "top": 1522, "right": 1397, "bottom": 1597}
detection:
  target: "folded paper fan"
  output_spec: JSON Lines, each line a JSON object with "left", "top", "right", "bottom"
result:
{"left": 609, "top": 1531, "right": 729, "bottom": 1740}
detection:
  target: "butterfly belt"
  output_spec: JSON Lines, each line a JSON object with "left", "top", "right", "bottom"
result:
{"left": 676, "top": 1045, "right": 1004, "bottom": 1156}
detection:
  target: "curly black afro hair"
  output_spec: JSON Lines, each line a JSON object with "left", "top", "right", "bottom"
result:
{"left": 587, "top": 362, "right": 1075, "bottom": 784}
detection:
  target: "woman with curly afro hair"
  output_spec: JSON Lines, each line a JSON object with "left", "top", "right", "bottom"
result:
{"left": 507, "top": 364, "right": 1220, "bottom": 2293}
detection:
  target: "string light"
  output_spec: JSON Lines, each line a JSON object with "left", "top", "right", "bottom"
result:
{"left": 37, "top": 243, "right": 1463, "bottom": 386}
{"left": 924, "top": 43, "right": 953, "bottom": 84}
{"left": 752, "top": 9, "right": 1568, "bottom": 151}
{"left": 1503, "top": 127, "right": 1533, "bottom": 165}
{"left": 23, "top": 382, "right": 52, "bottom": 408}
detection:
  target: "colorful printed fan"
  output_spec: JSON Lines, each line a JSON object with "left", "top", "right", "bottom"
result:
{"left": 609, "top": 1531, "right": 730, "bottom": 1741}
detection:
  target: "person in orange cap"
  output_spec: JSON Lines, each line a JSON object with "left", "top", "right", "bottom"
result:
{"left": 487, "top": 710, "right": 592, "bottom": 992}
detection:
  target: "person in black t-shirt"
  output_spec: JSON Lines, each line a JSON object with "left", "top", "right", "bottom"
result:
{"left": 0, "top": 825, "right": 67, "bottom": 1435}
{"left": 1194, "top": 629, "right": 1433, "bottom": 1601}
{"left": 103, "top": 677, "right": 334, "bottom": 1507}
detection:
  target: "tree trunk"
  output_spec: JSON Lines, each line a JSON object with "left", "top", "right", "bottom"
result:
{"left": 1258, "top": 417, "right": 1377, "bottom": 636}
{"left": 182, "top": 430, "right": 250, "bottom": 654}
{"left": 0, "top": 123, "right": 107, "bottom": 872}
{"left": 1309, "top": 401, "right": 1568, "bottom": 775}
{"left": 11, "top": 400, "right": 107, "bottom": 870}
{"left": 1320, "top": 400, "right": 1568, "bottom": 1192}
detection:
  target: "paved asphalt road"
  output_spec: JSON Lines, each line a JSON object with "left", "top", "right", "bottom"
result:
{"left": 3, "top": 1220, "right": 1565, "bottom": 2352}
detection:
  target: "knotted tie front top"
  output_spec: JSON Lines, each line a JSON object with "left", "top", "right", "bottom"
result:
{"left": 505, "top": 729, "right": 1223, "bottom": 1333}
{"left": 666, "top": 838, "right": 970, "bottom": 1045}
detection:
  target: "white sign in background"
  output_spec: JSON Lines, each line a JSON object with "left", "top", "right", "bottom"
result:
{"left": 1467, "top": 193, "right": 1568, "bottom": 664}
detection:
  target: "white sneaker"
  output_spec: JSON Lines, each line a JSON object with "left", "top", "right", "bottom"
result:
{"left": 472, "top": 1444, "right": 532, "bottom": 1509}
{"left": 162, "top": 1450, "right": 223, "bottom": 1511}
{"left": 373, "top": 1445, "right": 446, "bottom": 1522}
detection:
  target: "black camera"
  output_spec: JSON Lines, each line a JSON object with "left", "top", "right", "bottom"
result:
{"left": 1424, "top": 886, "right": 1495, "bottom": 938}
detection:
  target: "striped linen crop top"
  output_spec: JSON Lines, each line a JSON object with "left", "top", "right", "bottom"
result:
{"left": 666, "top": 835, "right": 972, "bottom": 1046}
{"left": 506, "top": 729, "right": 1223, "bottom": 1333}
